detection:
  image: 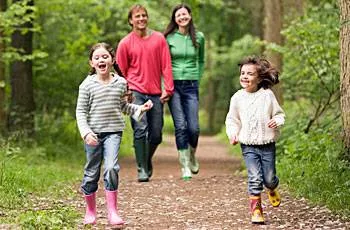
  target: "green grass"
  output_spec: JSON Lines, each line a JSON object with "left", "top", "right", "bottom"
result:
{"left": 0, "top": 142, "right": 82, "bottom": 228}
{"left": 277, "top": 127, "right": 350, "bottom": 218}
{"left": 0, "top": 113, "right": 137, "bottom": 228}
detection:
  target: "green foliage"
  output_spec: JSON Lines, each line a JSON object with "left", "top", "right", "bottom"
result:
{"left": 277, "top": 101, "right": 350, "bottom": 216}
{"left": 0, "top": 0, "right": 47, "bottom": 63}
{"left": 277, "top": 2, "right": 340, "bottom": 133}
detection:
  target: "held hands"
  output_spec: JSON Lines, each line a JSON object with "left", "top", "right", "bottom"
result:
{"left": 141, "top": 99, "right": 153, "bottom": 112}
{"left": 84, "top": 132, "right": 98, "bottom": 146}
{"left": 160, "top": 90, "right": 170, "bottom": 104}
{"left": 267, "top": 118, "right": 278, "bottom": 129}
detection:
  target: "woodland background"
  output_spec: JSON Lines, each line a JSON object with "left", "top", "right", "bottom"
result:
{"left": 0, "top": 0, "right": 350, "bottom": 227}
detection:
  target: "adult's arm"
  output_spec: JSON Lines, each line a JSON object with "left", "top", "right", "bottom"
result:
{"left": 115, "top": 40, "right": 129, "bottom": 77}
{"left": 160, "top": 36, "right": 174, "bottom": 96}
{"left": 198, "top": 32, "right": 205, "bottom": 79}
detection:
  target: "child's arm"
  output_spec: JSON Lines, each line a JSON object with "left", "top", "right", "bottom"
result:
{"left": 267, "top": 90, "right": 285, "bottom": 129}
{"left": 76, "top": 84, "right": 95, "bottom": 143}
{"left": 119, "top": 82, "right": 153, "bottom": 121}
{"left": 129, "top": 100, "right": 153, "bottom": 121}
{"left": 225, "top": 94, "right": 241, "bottom": 145}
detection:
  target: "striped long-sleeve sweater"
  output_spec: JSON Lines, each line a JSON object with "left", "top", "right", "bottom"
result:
{"left": 76, "top": 73, "right": 141, "bottom": 139}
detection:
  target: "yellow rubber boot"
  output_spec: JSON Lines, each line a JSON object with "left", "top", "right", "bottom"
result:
{"left": 268, "top": 189, "right": 281, "bottom": 207}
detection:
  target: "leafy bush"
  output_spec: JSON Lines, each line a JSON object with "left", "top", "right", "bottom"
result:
{"left": 277, "top": 2, "right": 340, "bottom": 133}
{"left": 19, "top": 207, "right": 79, "bottom": 229}
{"left": 277, "top": 115, "right": 350, "bottom": 216}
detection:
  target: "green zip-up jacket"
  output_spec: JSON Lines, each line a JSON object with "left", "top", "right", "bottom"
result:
{"left": 166, "top": 31, "right": 205, "bottom": 81}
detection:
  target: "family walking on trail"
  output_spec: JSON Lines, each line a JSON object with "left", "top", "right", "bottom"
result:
{"left": 75, "top": 3, "right": 285, "bottom": 227}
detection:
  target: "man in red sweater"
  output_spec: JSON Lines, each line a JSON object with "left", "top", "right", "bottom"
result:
{"left": 116, "top": 4, "right": 174, "bottom": 182}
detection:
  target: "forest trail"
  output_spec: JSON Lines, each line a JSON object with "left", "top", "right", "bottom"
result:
{"left": 76, "top": 135, "right": 350, "bottom": 229}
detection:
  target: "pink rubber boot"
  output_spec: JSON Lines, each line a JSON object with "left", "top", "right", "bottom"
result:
{"left": 83, "top": 192, "right": 96, "bottom": 225}
{"left": 105, "top": 190, "right": 125, "bottom": 225}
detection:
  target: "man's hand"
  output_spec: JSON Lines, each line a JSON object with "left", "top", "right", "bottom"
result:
{"left": 160, "top": 90, "right": 171, "bottom": 104}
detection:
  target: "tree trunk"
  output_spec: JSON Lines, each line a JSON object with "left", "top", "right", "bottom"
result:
{"left": 263, "top": 0, "right": 283, "bottom": 104}
{"left": 0, "top": 0, "right": 7, "bottom": 133}
{"left": 340, "top": 0, "right": 350, "bottom": 158}
{"left": 8, "top": 0, "right": 35, "bottom": 135}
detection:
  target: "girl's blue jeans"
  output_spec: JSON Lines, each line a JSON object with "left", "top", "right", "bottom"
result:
{"left": 81, "top": 132, "right": 122, "bottom": 195}
{"left": 240, "top": 142, "right": 279, "bottom": 196}
{"left": 168, "top": 80, "right": 200, "bottom": 150}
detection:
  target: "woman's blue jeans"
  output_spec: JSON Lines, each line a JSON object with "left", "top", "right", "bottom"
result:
{"left": 168, "top": 80, "right": 200, "bottom": 150}
{"left": 81, "top": 132, "right": 122, "bottom": 195}
{"left": 240, "top": 142, "right": 279, "bottom": 196}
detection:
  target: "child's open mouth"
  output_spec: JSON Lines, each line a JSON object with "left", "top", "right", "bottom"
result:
{"left": 98, "top": 63, "right": 107, "bottom": 70}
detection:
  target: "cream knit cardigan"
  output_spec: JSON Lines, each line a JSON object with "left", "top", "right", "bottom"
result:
{"left": 225, "top": 88, "right": 285, "bottom": 145}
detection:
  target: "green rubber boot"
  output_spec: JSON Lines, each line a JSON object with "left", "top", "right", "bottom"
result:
{"left": 148, "top": 143, "right": 157, "bottom": 178}
{"left": 134, "top": 138, "right": 149, "bottom": 182}
{"left": 189, "top": 146, "right": 199, "bottom": 174}
{"left": 178, "top": 149, "right": 192, "bottom": 180}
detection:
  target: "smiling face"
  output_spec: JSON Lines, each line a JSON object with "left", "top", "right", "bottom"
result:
{"left": 89, "top": 47, "right": 113, "bottom": 77}
{"left": 129, "top": 8, "right": 148, "bottom": 32}
{"left": 174, "top": 7, "right": 191, "bottom": 29}
{"left": 240, "top": 64, "right": 261, "bottom": 93}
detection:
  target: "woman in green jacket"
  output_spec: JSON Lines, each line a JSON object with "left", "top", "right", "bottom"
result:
{"left": 164, "top": 4, "right": 205, "bottom": 180}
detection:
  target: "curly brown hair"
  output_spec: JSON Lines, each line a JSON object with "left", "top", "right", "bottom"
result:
{"left": 238, "top": 56, "right": 280, "bottom": 89}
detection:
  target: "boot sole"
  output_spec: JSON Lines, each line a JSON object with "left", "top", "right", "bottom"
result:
{"left": 182, "top": 176, "right": 192, "bottom": 181}
{"left": 252, "top": 221, "right": 265, "bottom": 225}
{"left": 138, "top": 178, "right": 149, "bottom": 182}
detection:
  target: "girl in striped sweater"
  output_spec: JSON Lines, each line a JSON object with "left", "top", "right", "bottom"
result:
{"left": 76, "top": 42, "right": 152, "bottom": 226}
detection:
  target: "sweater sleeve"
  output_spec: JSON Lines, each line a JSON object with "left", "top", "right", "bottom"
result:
{"left": 76, "top": 83, "right": 93, "bottom": 139}
{"left": 116, "top": 39, "right": 129, "bottom": 78}
{"left": 160, "top": 35, "right": 174, "bottom": 96}
{"left": 225, "top": 94, "right": 241, "bottom": 141}
{"left": 269, "top": 90, "right": 285, "bottom": 127}
{"left": 119, "top": 79, "right": 142, "bottom": 118}
{"left": 197, "top": 32, "right": 205, "bottom": 79}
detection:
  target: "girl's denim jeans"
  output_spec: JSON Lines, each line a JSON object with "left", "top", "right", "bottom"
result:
{"left": 240, "top": 142, "right": 279, "bottom": 196}
{"left": 168, "top": 80, "right": 200, "bottom": 150}
{"left": 81, "top": 132, "right": 122, "bottom": 195}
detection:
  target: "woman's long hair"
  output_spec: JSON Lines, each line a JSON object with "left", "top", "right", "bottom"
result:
{"left": 164, "top": 4, "right": 198, "bottom": 48}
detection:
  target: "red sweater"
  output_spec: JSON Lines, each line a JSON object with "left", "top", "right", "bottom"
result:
{"left": 116, "top": 31, "right": 174, "bottom": 95}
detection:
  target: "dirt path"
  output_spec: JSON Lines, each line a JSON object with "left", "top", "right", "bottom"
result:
{"left": 77, "top": 135, "right": 350, "bottom": 229}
